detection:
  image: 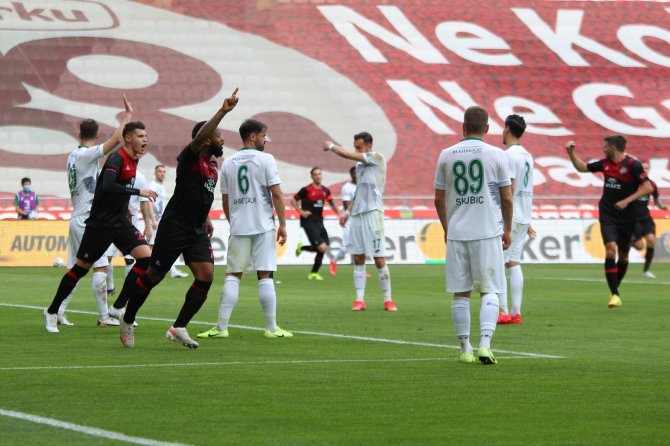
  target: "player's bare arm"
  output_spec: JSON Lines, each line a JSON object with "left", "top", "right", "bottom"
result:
{"left": 339, "top": 197, "right": 353, "bottom": 227}
{"left": 190, "top": 88, "right": 239, "bottom": 154}
{"left": 527, "top": 224, "right": 537, "bottom": 240}
{"left": 500, "top": 184, "right": 513, "bottom": 249}
{"left": 615, "top": 180, "right": 653, "bottom": 211}
{"left": 323, "top": 141, "right": 366, "bottom": 162}
{"left": 291, "top": 196, "right": 311, "bottom": 218}
{"left": 565, "top": 141, "right": 589, "bottom": 172}
{"left": 221, "top": 194, "right": 230, "bottom": 222}
{"left": 270, "top": 184, "right": 287, "bottom": 246}
{"left": 139, "top": 188, "right": 158, "bottom": 202}
{"left": 434, "top": 188, "right": 448, "bottom": 243}
{"left": 140, "top": 201, "right": 153, "bottom": 240}
{"left": 328, "top": 199, "right": 342, "bottom": 218}
{"left": 204, "top": 218, "right": 214, "bottom": 238}
{"left": 102, "top": 95, "right": 133, "bottom": 155}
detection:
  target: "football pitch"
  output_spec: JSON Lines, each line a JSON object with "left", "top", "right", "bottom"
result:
{"left": 1, "top": 263, "right": 668, "bottom": 445}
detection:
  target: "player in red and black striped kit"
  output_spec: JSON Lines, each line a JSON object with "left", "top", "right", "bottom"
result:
{"left": 44, "top": 121, "right": 158, "bottom": 332}
{"left": 291, "top": 167, "right": 341, "bottom": 280}
{"left": 566, "top": 135, "right": 652, "bottom": 308}
{"left": 118, "top": 89, "right": 239, "bottom": 349}
{"left": 632, "top": 162, "right": 668, "bottom": 278}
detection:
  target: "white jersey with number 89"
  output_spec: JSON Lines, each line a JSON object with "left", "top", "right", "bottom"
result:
{"left": 434, "top": 138, "right": 510, "bottom": 241}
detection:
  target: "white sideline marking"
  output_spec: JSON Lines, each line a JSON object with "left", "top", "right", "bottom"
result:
{"left": 0, "top": 356, "right": 538, "bottom": 372}
{"left": 2, "top": 303, "right": 564, "bottom": 359}
{"left": 0, "top": 408, "right": 190, "bottom": 446}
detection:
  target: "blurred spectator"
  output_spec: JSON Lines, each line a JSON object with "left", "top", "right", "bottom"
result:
{"left": 15, "top": 177, "right": 39, "bottom": 219}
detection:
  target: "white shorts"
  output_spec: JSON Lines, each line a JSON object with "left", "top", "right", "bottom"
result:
{"left": 349, "top": 210, "right": 385, "bottom": 258}
{"left": 68, "top": 215, "right": 109, "bottom": 269}
{"left": 504, "top": 222, "right": 529, "bottom": 264}
{"left": 226, "top": 230, "right": 277, "bottom": 273}
{"left": 446, "top": 237, "right": 505, "bottom": 294}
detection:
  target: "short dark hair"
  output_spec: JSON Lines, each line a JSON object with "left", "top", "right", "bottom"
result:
{"left": 354, "top": 132, "right": 373, "bottom": 145}
{"left": 21, "top": 177, "right": 31, "bottom": 185}
{"left": 155, "top": 164, "right": 166, "bottom": 171}
{"left": 349, "top": 166, "right": 356, "bottom": 175}
{"left": 505, "top": 114, "right": 526, "bottom": 138}
{"left": 80, "top": 119, "right": 99, "bottom": 140}
{"left": 463, "top": 106, "right": 489, "bottom": 135}
{"left": 122, "top": 121, "right": 145, "bottom": 138}
{"left": 239, "top": 119, "right": 266, "bottom": 142}
{"left": 310, "top": 167, "right": 322, "bottom": 175}
{"left": 604, "top": 134, "right": 627, "bottom": 152}
{"left": 191, "top": 121, "right": 207, "bottom": 140}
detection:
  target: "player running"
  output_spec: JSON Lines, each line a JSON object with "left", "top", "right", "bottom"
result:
{"left": 566, "top": 135, "right": 652, "bottom": 307}
{"left": 632, "top": 161, "right": 667, "bottom": 278}
{"left": 292, "top": 167, "right": 341, "bottom": 280}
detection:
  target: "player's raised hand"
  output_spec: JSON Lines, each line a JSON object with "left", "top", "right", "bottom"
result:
{"left": 323, "top": 141, "right": 336, "bottom": 152}
{"left": 123, "top": 94, "right": 133, "bottom": 114}
{"left": 565, "top": 141, "right": 576, "bottom": 154}
{"left": 140, "top": 189, "right": 158, "bottom": 202}
{"left": 222, "top": 88, "right": 239, "bottom": 112}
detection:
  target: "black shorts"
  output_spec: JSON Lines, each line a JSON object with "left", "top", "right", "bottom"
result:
{"left": 303, "top": 222, "right": 329, "bottom": 247}
{"left": 633, "top": 216, "right": 656, "bottom": 241}
{"left": 150, "top": 223, "right": 213, "bottom": 273}
{"left": 77, "top": 221, "right": 147, "bottom": 264}
{"left": 600, "top": 212, "right": 635, "bottom": 249}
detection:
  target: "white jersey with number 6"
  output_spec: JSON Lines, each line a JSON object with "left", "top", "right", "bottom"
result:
{"left": 220, "top": 149, "right": 281, "bottom": 236}
{"left": 505, "top": 144, "right": 533, "bottom": 225}
{"left": 434, "top": 138, "right": 510, "bottom": 241}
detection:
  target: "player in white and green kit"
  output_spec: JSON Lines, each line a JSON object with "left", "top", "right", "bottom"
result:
{"left": 323, "top": 132, "right": 397, "bottom": 312}
{"left": 434, "top": 106, "right": 513, "bottom": 365}
{"left": 498, "top": 114, "right": 535, "bottom": 325}
{"left": 198, "top": 118, "right": 292, "bottom": 339}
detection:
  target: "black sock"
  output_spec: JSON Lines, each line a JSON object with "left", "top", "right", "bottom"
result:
{"left": 312, "top": 252, "right": 324, "bottom": 273}
{"left": 644, "top": 247, "right": 654, "bottom": 272}
{"left": 47, "top": 265, "right": 88, "bottom": 314}
{"left": 123, "top": 275, "right": 156, "bottom": 324}
{"left": 617, "top": 260, "right": 629, "bottom": 286}
{"left": 113, "top": 257, "right": 150, "bottom": 309}
{"left": 605, "top": 258, "right": 618, "bottom": 295}
{"left": 174, "top": 280, "right": 212, "bottom": 327}
{"left": 302, "top": 245, "right": 317, "bottom": 253}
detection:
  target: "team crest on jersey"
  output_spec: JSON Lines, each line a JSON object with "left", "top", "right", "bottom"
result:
{"left": 204, "top": 177, "right": 216, "bottom": 193}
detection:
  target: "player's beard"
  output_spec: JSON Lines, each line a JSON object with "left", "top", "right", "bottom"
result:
{"left": 210, "top": 143, "right": 223, "bottom": 157}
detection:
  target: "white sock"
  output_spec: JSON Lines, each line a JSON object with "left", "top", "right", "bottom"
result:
{"left": 92, "top": 272, "right": 109, "bottom": 319}
{"left": 258, "top": 278, "right": 277, "bottom": 332}
{"left": 353, "top": 265, "right": 366, "bottom": 301}
{"left": 106, "top": 263, "right": 114, "bottom": 291}
{"left": 509, "top": 265, "right": 524, "bottom": 316}
{"left": 124, "top": 262, "right": 133, "bottom": 277}
{"left": 217, "top": 276, "right": 240, "bottom": 331}
{"left": 480, "top": 293, "right": 499, "bottom": 349}
{"left": 498, "top": 275, "right": 509, "bottom": 314}
{"left": 170, "top": 265, "right": 179, "bottom": 276}
{"left": 58, "top": 285, "right": 76, "bottom": 315}
{"left": 376, "top": 265, "right": 392, "bottom": 302}
{"left": 451, "top": 296, "right": 472, "bottom": 353}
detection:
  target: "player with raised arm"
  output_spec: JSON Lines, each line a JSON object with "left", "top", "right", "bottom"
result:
{"left": 632, "top": 161, "right": 667, "bottom": 278}
{"left": 44, "top": 118, "right": 158, "bottom": 333}
{"left": 292, "top": 167, "right": 341, "bottom": 281}
{"left": 198, "top": 118, "right": 291, "bottom": 340}
{"left": 434, "top": 106, "right": 513, "bottom": 365}
{"left": 566, "top": 135, "right": 652, "bottom": 307}
{"left": 119, "top": 89, "right": 239, "bottom": 348}
{"left": 497, "top": 114, "right": 536, "bottom": 325}
{"left": 45, "top": 96, "right": 134, "bottom": 330}
{"left": 323, "top": 133, "right": 397, "bottom": 312}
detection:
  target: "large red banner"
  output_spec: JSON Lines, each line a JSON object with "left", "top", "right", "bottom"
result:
{"left": 0, "top": 0, "right": 668, "bottom": 210}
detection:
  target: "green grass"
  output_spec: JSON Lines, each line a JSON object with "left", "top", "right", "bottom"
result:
{"left": 1, "top": 263, "right": 669, "bottom": 445}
